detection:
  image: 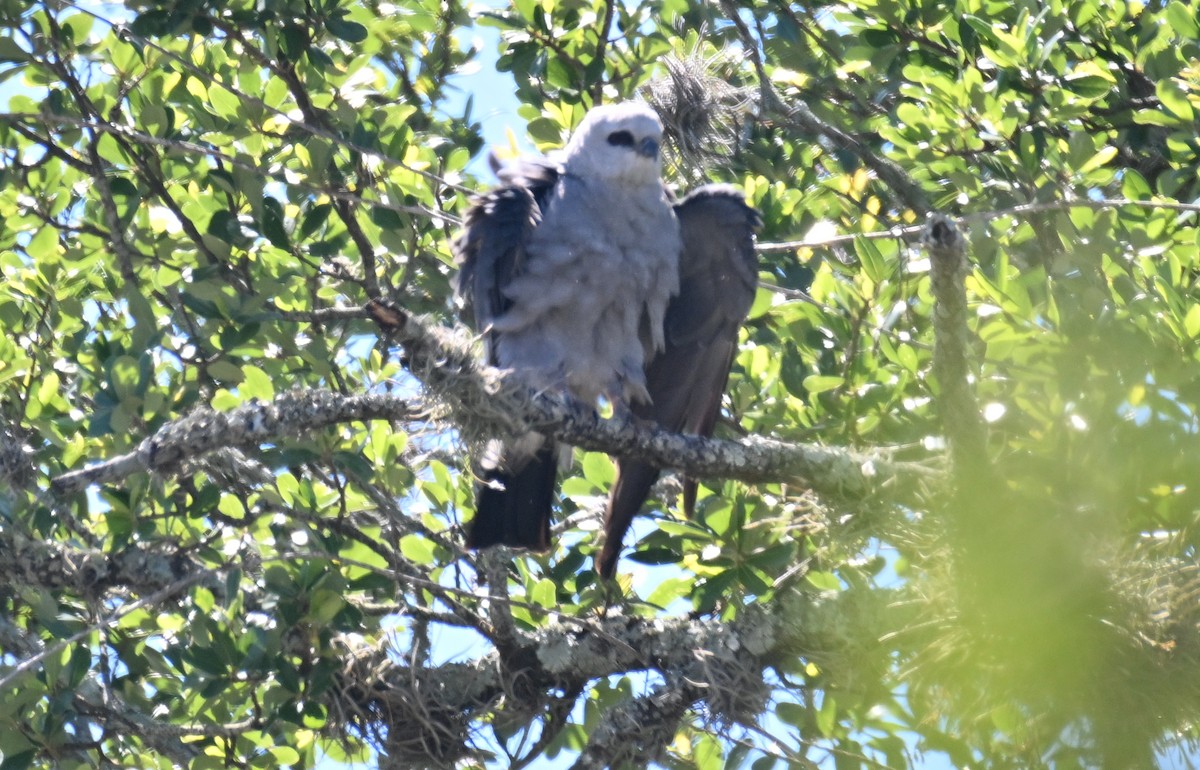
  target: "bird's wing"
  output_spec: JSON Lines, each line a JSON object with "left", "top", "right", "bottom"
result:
{"left": 599, "top": 184, "right": 760, "bottom": 577}
{"left": 453, "top": 159, "right": 560, "bottom": 362}
{"left": 453, "top": 159, "right": 562, "bottom": 551}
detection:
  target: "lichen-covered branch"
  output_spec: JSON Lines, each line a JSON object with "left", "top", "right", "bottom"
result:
{"left": 569, "top": 678, "right": 696, "bottom": 770}
{"left": 371, "top": 302, "right": 939, "bottom": 506}
{"left": 51, "top": 390, "right": 425, "bottom": 494}
{"left": 50, "top": 307, "right": 935, "bottom": 505}
{"left": 922, "top": 214, "right": 988, "bottom": 473}
{"left": 335, "top": 587, "right": 891, "bottom": 765}
{"left": 0, "top": 528, "right": 223, "bottom": 597}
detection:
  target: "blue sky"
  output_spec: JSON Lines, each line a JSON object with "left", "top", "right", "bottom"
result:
{"left": 447, "top": 5, "right": 530, "bottom": 172}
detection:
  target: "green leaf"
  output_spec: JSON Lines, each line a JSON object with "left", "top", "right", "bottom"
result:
{"left": 645, "top": 576, "right": 691, "bottom": 607}
{"left": 854, "top": 237, "right": 889, "bottom": 283}
{"left": 400, "top": 534, "right": 437, "bottom": 564}
{"left": 267, "top": 747, "right": 301, "bottom": 766}
{"left": 803, "top": 375, "right": 843, "bottom": 394}
{"left": 239, "top": 364, "right": 275, "bottom": 401}
{"left": 627, "top": 546, "right": 683, "bottom": 566}
{"left": 300, "top": 202, "right": 333, "bottom": 238}
{"left": 308, "top": 589, "right": 344, "bottom": 624}
{"left": 1064, "top": 72, "right": 1115, "bottom": 99}
{"left": 0, "top": 750, "right": 37, "bottom": 770}
{"left": 1156, "top": 79, "right": 1194, "bottom": 122}
{"left": 530, "top": 578, "right": 556, "bottom": 609}
{"left": 816, "top": 692, "right": 838, "bottom": 737}
{"left": 1185, "top": 305, "right": 1200, "bottom": 338}
{"left": 1078, "top": 145, "right": 1117, "bottom": 174}
{"left": 0, "top": 37, "right": 29, "bottom": 63}
{"left": 580, "top": 451, "right": 613, "bottom": 487}
{"left": 261, "top": 196, "right": 290, "bottom": 249}
{"left": 327, "top": 16, "right": 368, "bottom": 43}
{"left": 208, "top": 83, "right": 242, "bottom": 119}
{"left": 694, "top": 734, "right": 723, "bottom": 770}
{"left": 776, "top": 701, "right": 807, "bottom": 728}
{"left": 25, "top": 226, "right": 60, "bottom": 261}
{"left": 805, "top": 570, "right": 841, "bottom": 592}
{"left": 208, "top": 360, "right": 243, "bottom": 383}
{"left": 1165, "top": 0, "right": 1199, "bottom": 37}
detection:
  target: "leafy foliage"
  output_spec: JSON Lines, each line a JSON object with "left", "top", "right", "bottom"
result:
{"left": 2, "top": 0, "right": 1200, "bottom": 768}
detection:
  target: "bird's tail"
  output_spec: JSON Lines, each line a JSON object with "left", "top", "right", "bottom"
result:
{"left": 597, "top": 459, "right": 663, "bottom": 578}
{"left": 467, "top": 441, "right": 557, "bottom": 551}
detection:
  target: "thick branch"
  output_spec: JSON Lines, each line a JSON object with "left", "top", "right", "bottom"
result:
{"left": 923, "top": 214, "right": 988, "bottom": 473}
{"left": 339, "top": 587, "right": 890, "bottom": 763}
{"left": 51, "top": 390, "right": 425, "bottom": 494}
{"left": 371, "top": 302, "right": 937, "bottom": 505}
{"left": 0, "top": 528, "right": 224, "bottom": 597}
{"left": 569, "top": 678, "right": 696, "bottom": 769}
{"left": 51, "top": 308, "right": 935, "bottom": 504}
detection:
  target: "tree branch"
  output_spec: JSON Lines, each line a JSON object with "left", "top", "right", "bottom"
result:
{"left": 922, "top": 214, "right": 988, "bottom": 473}
{"left": 336, "top": 586, "right": 890, "bottom": 764}
{"left": 0, "top": 528, "right": 224, "bottom": 598}
{"left": 0, "top": 113, "right": 443, "bottom": 222}
{"left": 370, "top": 303, "right": 938, "bottom": 503}
{"left": 590, "top": 0, "right": 617, "bottom": 104}
{"left": 569, "top": 678, "right": 695, "bottom": 769}
{"left": 51, "top": 389, "right": 426, "bottom": 494}
{"left": 0, "top": 572, "right": 205, "bottom": 692}
{"left": 716, "top": 0, "right": 932, "bottom": 215}
{"left": 51, "top": 305, "right": 937, "bottom": 506}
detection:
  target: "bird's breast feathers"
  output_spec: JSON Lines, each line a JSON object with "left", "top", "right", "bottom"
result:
{"left": 486, "top": 177, "right": 682, "bottom": 405}
{"left": 494, "top": 179, "right": 680, "bottom": 327}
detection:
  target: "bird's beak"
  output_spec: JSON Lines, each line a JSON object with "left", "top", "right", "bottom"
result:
{"left": 637, "top": 137, "right": 659, "bottom": 159}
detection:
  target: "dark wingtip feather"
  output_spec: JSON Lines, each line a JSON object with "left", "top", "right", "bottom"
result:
{"left": 598, "top": 460, "right": 663, "bottom": 578}
{"left": 467, "top": 445, "right": 557, "bottom": 551}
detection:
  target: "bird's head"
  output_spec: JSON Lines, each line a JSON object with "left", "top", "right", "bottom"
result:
{"left": 562, "top": 102, "right": 664, "bottom": 185}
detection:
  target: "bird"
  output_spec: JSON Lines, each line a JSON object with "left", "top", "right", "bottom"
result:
{"left": 596, "top": 185, "right": 759, "bottom": 578}
{"left": 453, "top": 102, "right": 682, "bottom": 551}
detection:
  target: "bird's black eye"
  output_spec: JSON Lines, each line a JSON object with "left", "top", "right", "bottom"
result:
{"left": 606, "top": 130, "right": 635, "bottom": 147}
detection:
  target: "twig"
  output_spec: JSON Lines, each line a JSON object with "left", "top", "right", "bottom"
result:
{"left": 0, "top": 572, "right": 204, "bottom": 691}
{"left": 76, "top": 7, "right": 472, "bottom": 194}
{"left": 0, "top": 113, "right": 447, "bottom": 223}
{"left": 590, "top": 0, "right": 617, "bottom": 104}
{"left": 756, "top": 197, "right": 1200, "bottom": 255}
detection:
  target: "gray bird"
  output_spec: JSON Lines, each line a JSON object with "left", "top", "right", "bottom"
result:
{"left": 454, "top": 103, "right": 681, "bottom": 551}
{"left": 597, "top": 186, "right": 759, "bottom": 578}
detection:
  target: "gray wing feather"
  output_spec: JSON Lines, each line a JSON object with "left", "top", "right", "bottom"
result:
{"left": 453, "top": 159, "right": 561, "bottom": 360}
{"left": 453, "top": 160, "right": 563, "bottom": 550}
{"left": 599, "top": 184, "right": 760, "bottom": 577}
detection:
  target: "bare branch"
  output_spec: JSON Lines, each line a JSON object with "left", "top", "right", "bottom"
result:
{"left": 0, "top": 528, "right": 224, "bottom": 597}
{"left": 590, "top": 0, "right": 617, "bottom": 104}
{"left": 51, "top": 307, "right": 936, "bottom": 506}
{"left": 0, "top": 572, "right": 205, "bottom": 692}
{"left": 0, "top": 113, "right": 446, "bottom": 223}
{"left": 51, "top": 389, "right": 426, "bottom": 494}
{"left": 757, "top": 197, "right": 1200, "bottom": 256}
{"left": 757, "top": 224, "right": 924, "bottom": 253}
